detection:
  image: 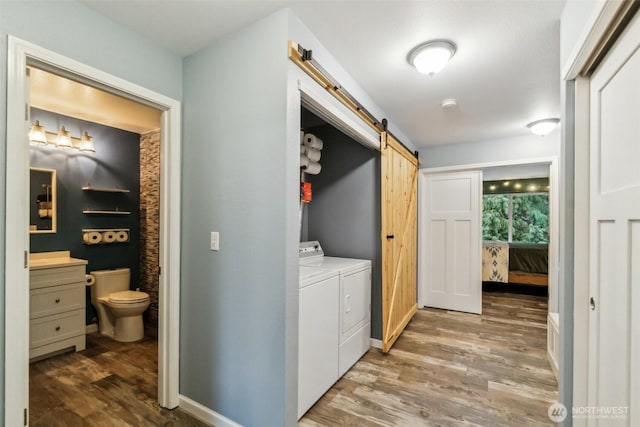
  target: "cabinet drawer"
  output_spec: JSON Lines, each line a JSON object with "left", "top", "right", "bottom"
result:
{"left": 30, "top": 265, "right": 86, "bottom": 290}
{"left": 30, "top": 282, "right": 85, "bottom": 319}
{"left": 30, "top": 310, "right": 85, "bottom": 349}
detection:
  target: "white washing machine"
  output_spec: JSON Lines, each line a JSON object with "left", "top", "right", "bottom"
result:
{"left": 298, "top": 264, "right": 339, "bottom": 419}
{"left": 299, "top": 241, "right": 372, "bottom": 377}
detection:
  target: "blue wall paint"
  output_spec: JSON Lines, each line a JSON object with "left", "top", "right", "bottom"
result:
{"left": 419, "top": 130, "right": 561, "bottom": 169}
{"left": 29, "top": 108, "right": 141, "bottom": 325}
{"left": 181, "top": 10, "right": 292, "bottom": 426}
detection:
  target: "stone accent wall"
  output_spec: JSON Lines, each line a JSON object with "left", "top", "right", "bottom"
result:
{"left": 140, "top": 130, "right": 160, "bottom": 333}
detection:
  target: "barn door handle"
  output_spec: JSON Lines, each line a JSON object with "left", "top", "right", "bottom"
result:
{"left": 590, "top": 297, "right": 596, "bottom": 311}
{"left": 386, "top": 235, "right": 395, "bottom": 239}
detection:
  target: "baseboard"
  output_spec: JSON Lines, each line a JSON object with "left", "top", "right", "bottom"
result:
{"left": 86, "top": 323, "right": 98, "bottom": 334}
{"left": 178, "top": 394, "right": 243, "bottom": 427}
{"left": 370, "top": 338, "right": 382, "bottom": 349}
{"left": 547, "top": 312, "right": 559, "bottom": 380}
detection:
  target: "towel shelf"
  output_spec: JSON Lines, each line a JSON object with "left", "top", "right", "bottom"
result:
{"left": 82, "top": 185, "right": 130, "bottom": 193}
{"left": 82, "top": 210, "right": 131, "bottom": 215}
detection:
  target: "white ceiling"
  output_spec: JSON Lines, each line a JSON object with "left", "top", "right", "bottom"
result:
{"left": 80, "top": 0, "right": 565, "bottom": 147}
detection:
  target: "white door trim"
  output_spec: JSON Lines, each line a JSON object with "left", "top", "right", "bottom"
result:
{"left": 5, "top": 35, "right": 181, "bottom": 426}
{"left": 418, "top": 156, "right": 559, "bottom": 314}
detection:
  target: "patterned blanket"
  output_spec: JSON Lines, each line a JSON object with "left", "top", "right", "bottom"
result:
{"left": 482, "top": 241, "right": 509, "bottom": 283}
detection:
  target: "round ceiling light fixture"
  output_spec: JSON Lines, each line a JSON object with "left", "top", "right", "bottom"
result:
{"left": 408, "top": 39, "right": 457, "bottom": 76}
{"left": 527, "top": 118, "right": 560, "bottom": 136}
{"left": 441, "top": 98, "right": 458, "bottom": 109}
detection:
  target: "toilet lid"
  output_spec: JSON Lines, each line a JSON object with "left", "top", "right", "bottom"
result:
{"left": 109, "top": 290, "right": 150, "bottom": 304}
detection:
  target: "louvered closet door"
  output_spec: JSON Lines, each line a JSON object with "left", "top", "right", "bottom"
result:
{"left": 381, "top": 132, "right": 418, "bottom": 353}
{"left": 587, "top": 9, "right": 640, "bottom": 426}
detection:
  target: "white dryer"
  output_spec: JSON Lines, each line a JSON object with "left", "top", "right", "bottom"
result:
{"left": 298, "top": 264, "right": 339, "bottom": 419}
{"left": 299, "top": 241, "right": 372, "bottom": 377}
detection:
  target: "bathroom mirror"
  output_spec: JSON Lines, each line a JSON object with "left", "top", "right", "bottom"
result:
{"left": 29, "top": 167, "right": 57, "bottom": 234}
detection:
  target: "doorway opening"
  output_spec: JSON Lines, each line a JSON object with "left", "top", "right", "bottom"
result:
{"left": 418, "top": 157, "right": 560, "bottom": 407}
{"left": 5, "top": 36, "right": 182, "bottom": 426}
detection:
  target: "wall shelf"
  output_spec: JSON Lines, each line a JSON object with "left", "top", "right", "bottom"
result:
{"left": 82, "top": 185, "right": 130, "bottom": 193}
{"left": 82, "top": 210, "right": 131, "bottom": 215}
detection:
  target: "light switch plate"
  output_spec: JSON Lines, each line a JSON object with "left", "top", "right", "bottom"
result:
{"left": 210, "top": 231, "right": 219, "bottom": 251}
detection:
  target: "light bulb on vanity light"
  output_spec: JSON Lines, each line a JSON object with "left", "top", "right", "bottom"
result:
{"left": 78, "top": 131, "right": 95, "bottom": 152}
{"left": 28, "top": 120, "right": 48, "bottom": 145}
{"left": 55, "top": 126, "right": 73, "bottom": 149}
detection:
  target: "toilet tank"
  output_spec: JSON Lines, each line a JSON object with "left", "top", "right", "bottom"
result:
{"left": 91, "top": 268, "right": 130, "bottom": 298}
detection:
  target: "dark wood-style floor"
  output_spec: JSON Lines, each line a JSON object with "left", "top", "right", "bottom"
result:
{"left": 29, "top": 333, "right": 210, "bottom": 426}
{"left": 300, "top": 291, "right": 557, "bottom": 426}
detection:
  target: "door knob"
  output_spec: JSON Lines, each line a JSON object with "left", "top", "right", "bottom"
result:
{"left": 590, "top": 297, "right": 596, "bottom": 311}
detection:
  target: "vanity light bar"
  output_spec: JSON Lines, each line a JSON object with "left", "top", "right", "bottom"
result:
{"left": 28, "top": 121, "right": 95, "bottom": 152}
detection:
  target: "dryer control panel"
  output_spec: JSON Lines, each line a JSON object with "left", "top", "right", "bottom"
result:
{"left": 299, "top": 241, "right": 324, "bottom": 259}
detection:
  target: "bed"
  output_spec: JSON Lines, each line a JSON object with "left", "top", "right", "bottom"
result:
{"left": 482, "top": 241, "right": 549, "bottom": 286}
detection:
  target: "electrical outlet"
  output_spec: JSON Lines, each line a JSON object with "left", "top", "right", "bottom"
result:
{"left": 210, "top": 231, "right": 219, "bottom": 251}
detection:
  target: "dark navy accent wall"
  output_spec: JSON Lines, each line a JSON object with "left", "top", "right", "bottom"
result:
{"left": 29, "top": 108, "right": 140, "bottom": 325}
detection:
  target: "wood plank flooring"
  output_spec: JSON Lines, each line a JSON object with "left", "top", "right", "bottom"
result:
{"left": 300, "top": 291, "right": 557, "bottom": 426}
{"left": 29, "top": 333, "right": 210, "bottom": 427}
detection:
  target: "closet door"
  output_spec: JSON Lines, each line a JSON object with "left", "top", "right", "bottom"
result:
{"left": 587, "top": 10, "right": 640, "bottom": 425}
{"left": 381, "top": 132, "right": 418, "bottom": 352}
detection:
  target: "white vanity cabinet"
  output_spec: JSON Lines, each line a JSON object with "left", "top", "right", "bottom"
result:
{"left": 29, "top": 252, "right": 87, "bottom": 360}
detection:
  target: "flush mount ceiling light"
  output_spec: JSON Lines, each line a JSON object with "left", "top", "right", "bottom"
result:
{"left": 527, "top": 118, "right": 560, "bottom": 136}
{"left": 441, "top": 98, "right": 458, "bottom": 109}
{"left": 408, "top": 39, "right": 457, "bottom": 76}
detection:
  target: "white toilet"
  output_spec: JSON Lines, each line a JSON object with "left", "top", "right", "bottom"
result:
{"left": 88, "top": 268, "right": 150, "bottom": 342}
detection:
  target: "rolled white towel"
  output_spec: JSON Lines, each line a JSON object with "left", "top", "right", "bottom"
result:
{"left": 304, "top": 161, "right": 322, "bottom": 175}
{"left": 306, "top": 148, "right": 321, "bottom": 162}
{"left": 303, "top": 134, "right": 323, "bottom": 150}
{"left": 300, "top": 154, "right": 310, "bottom": 169}
{"left": 300, "top": 144, "right": 306, "bottom": 154}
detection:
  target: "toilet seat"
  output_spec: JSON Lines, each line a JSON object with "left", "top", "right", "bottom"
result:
{"left": 108, "top": 290, "right": 150, "bottom": 304}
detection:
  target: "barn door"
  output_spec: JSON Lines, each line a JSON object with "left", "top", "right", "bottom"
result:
{"left": 381, "top": 132, "right": 418, "bottom": 352}
{"left": 587, "top": 10, "right": 640, "bottom": 425}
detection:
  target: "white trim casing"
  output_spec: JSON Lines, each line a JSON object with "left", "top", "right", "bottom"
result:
{"left": 5, "top": 36, "right": 182, "bottom": 425}
{"left": 5, "top": 34, "right": 31, "bottom": 427}
{"left": 298, "top": 80, "right": 380, "bottom": 151}
{"left": 547, "top": 312, "right": 560, "bottom": 380}
{"left": 369, "top": 338, "right": 383, "bottom": 349}
{"left": 562, "top": 1, "right": 629, "bottom": 80}
{"left": 178, "top": 395, "right": 243, "bottom": 427}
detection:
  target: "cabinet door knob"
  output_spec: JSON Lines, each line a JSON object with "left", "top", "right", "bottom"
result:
{"left": 590, "top": 297, "right": 596, "bottom": 311}
{"left": 55, "top": 298, "right": 61, "bottom": 303}
{"left": 386, "top": 235, "right": 395, "bottom": 239}
{"left": 55, "top": 326, "right": 61, "bottom": 331}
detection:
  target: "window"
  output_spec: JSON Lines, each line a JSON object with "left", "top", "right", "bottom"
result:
{"left": 482, "top": 194, "right": 549, "bottom": 243}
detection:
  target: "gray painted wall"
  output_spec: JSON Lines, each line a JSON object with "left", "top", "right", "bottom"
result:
{"left": 419, "top": 130, "right": 560, "bottom": 169}
{"left": 0, "top": 1, "right": 182, "bottom": 420}
{"left": 181, "top": 10, "right": 294, "bottom": 426}
{"left": 302, "top": 121, "right": 382, "bottom": 339}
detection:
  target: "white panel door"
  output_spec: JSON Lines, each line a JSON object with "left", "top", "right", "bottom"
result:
{"left": 422, "top": 171, "right": 482, "bottom": 314}
{"left": 588, "top": 10, "right": 640, "bottom": 426}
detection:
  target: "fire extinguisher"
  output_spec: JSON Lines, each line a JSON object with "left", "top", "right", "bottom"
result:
{"left": 301, "top": 182, "right": 312, "bottom": 203}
